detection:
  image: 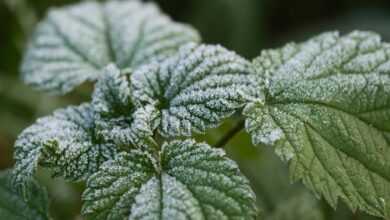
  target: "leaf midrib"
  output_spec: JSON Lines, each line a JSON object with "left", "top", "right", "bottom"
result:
{"left": 268, "top": 102, "right": 390, "bottom": 184}
{"left": 268, "top": 108, "right": 386, "bottom": 215}
{"left": 48, "top": 19, "right": 101, "bottom": 69}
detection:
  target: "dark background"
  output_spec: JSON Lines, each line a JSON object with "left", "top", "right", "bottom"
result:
{"left": 1, "top": 0, "right": 390, "bottom": 219}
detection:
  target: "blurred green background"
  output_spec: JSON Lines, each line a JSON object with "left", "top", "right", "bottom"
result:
{"left": 1, "top": 0, "right": 390, "bottom": 219}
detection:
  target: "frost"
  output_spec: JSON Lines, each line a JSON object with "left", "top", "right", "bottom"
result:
{"left": 0, "top": 170, "right": 51, "bottom": 220}
{"left": 92, "top": 64, "right": 132, "bottom": 117}
{"left": 82, "top": 150, "right": 156, "bottom": 220}
{"left": 21, "top": 0, "right": 200, "bottom": 94}
{"left": 274, "top": 146, "right": 295, "bottom": 163}
{"left": 12, "top": 104, "right": 117, "bottom": 197}
{"left": 94, "top": 104, "right": 160, "bottom": 150}
{"left": 92, "top": 64, "right": 160, "bottom": 149}
{"left": 82, "top": 139, "right": 257, "bottom": 220}
{"left": 129, "top": 175, "right": 203, "bottom": 220}
{"left": 18, "top": 0, "right": 390, "bottom": 219}
{"left": 132, "top": 43, "right": 259, "bottom": 137}
{"left": 245, "top": 31, "right": 390, "bottom": 218}
{"left": 264, "top": 129, "right": 283, "bottom": 146}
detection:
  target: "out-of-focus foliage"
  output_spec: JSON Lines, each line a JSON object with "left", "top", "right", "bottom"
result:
{"left": 2, "top": 0, "right": 390, "bottom": 219}
{"left": 0, "top": 170, "right": 51, "bottom": 220}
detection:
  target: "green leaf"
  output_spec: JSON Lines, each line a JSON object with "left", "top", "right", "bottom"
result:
{"left": 132, "top": 43, "right": 258, "bottom": 137}
{"left": 21, "top": 0, "right": 200, "bottom": 94}
{"left": 82, "top": 139, "right": 257, "bottom": 220}
{"left": 0, "top": 170, "right": 51, "bottom": 220}
{"left": 12, "top": 103, "right": 117, "bottom": 197}
{"left": 266, "top": 191, "right": 324, "bottom": 220}
{"left": 92, "top": 64, "right": 160, "bottom": 149}
{"left": 245, "top": 31, "right": 390, "bottom": 218}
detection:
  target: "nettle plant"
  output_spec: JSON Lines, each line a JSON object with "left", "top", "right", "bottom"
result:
{"left": 3, "top": 0, "right": 390, "bottom": 219}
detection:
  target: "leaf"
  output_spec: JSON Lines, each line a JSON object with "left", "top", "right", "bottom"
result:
{"left": 12, "top": 103, "right": 117, "bottom": 197}
{"left": 0, "top": 170, "right": 51, "bottom": 220}
{"left": 92, "top": 65, "right": 133, "bottom": 119}
{"left": 82, "top": 139, "right": 257, "bottom": 220}
{"left": 266, "top": 191, "right": 324, "bottom": 220}
{"left": 21, "top": 0, "right": 200, "bottom": 95}
{"left": 131, "top": 43, "right": 258, "bottom": 137}
{"left": 92, "top": 64, "right": 160, "bottom": 149}
{"left": 245, "top": 31, "right": 390, "bottom": 218}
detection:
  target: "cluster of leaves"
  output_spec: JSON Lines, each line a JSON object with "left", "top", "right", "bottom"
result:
{"left": 10, "top": 1, "right": 257, "bottom": 219}
{"left": 3, "top": 0, "right": 390, "bottom": 219}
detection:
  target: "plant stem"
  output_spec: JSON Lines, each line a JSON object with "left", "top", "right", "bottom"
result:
{"left": 214, "top": 118, "right": 245, "bottom": 148}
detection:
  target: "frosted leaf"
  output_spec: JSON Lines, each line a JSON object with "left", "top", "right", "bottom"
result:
{"left": 132, "top": 43, "right": 258, "bottom": 137}
{"left": 21, "top": 0, "right": 200, "bottom": 94}
{"left": 245, "top": 31, "right": 390, "bottom": 218}
{"left": 0, "top": 170, "right": 51, "bottom": 220}
{"left": 159, "top": 140, "right": 257, "bottom": 219}
{"left": 94, "top": 104, "right": 160, "bottom": 149}
{"left": 92, "top": 64, "right": 160, "bottom": 148}
{"left": 82, "top": 151, "right": 156, "bottom": 220}
{"left": 82, "top": 139, "right": 257, "bottom": 220}
{"left": 129, "top": 174, "right": 203, "bottom": 220}
{"left": 12, "top": 103, "right": 117, "bottom": 197}
{"left": 92, "top": 64, "right": 133, "bottom": 118}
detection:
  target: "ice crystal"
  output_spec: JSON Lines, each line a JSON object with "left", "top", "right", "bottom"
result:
{"left": 82, "top": 139, "right": 257, "bottom": 220}
{"left": 245, "top": 31, "right": 390, "bottom": 218}
{"left": 21, "top": 0, "right": 200, "bottom": 94}
{"left": 132, "top": 43, "right": 259, "bottom": 137}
